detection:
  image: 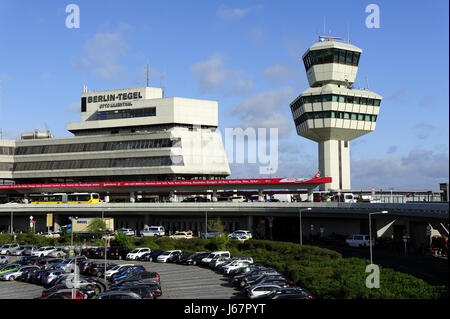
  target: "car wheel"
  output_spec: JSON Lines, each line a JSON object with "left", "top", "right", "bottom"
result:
{"left": 9, "top": 276, "right": 15, "bottom": 281}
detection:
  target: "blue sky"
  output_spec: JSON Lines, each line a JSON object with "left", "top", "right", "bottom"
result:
{"left": 0, "top": 0, "right": 448, "bottom": 189}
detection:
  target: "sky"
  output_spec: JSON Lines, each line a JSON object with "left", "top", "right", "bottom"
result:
{"left": 0, "top": 0, "right": 448, "bottom": 190}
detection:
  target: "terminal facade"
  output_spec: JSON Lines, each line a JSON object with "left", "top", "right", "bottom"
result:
{"left": 0, "top": 86, "right": 231, "bottom": 186}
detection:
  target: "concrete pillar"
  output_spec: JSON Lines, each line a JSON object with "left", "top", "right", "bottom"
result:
{"left": 307, "top": 188, "right": 314, "bottom": 202}
{"left": 319, "top": 140, "right": 351, "bottom": 191}
{"left": 130, "top": 192, "right": 136, "bottom": 203}
{"left": 169, "top": 191, "right": 175, "bottom": 202}
{"left": 247, "top": 215, "right": 253, "bottom": 232}
{"left": 144, "top": 215, "right": 150, "bottom": 228}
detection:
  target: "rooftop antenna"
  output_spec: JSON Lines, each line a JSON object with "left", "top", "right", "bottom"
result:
{"left": 160, "top": 73, "right": 165, "bottom": 98}
{"left": 365, "top": 77, "right": 370, "bottom": 90}
{"left": 146, "top": 63, "right": 150, "bottom": 87}
{"left": 357, "top": 78, "right": 361, "bottom": 90}
{"left": 347, "top": 22, "right": 350, "bottom": 43}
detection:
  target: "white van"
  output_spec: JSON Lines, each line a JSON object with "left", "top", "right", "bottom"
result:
{"left": 201, "top": 251, "right": 231, "bottom": 265}
{"left": 140, "top": 226, "right": 165, "bottom": 237}
{"left": 228, "top": 196, "right": 246, "bottom": 203}
{"left": 345, "top": 234, "right": 373, "bottom": 247}
{"left": 335, "top": 193, "right": 357, "bottom": 203}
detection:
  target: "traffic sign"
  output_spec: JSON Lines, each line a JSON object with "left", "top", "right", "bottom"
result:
{"left": 46, "top": 214, "right": 53, "bottom": 227}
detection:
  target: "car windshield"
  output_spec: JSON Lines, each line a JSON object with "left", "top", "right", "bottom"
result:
{"left": 110, "top": 265, "right": 120, "bottom": 270}
{"left": 130, "top": 249, "right": 139, "bottom": 253}
{"left": 160, "top": 252, "right": 170, "bottom": 256}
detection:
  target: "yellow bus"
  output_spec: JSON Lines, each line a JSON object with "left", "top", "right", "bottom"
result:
{"left": 28, "top": 193, "right": 100, "bottom": 204}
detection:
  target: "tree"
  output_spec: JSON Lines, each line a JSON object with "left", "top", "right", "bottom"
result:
{"left": 208, "top": 217, "right": 226, "bottom": 234}
{"left": 87, "top": 218, "right": 107, "bottom": 239}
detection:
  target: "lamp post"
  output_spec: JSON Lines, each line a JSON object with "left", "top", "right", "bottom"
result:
{"left": 70, "top": 216, "right": 78, "bottom": 299}
{"left": 299, "top": 208, "right": 312, "bottom": 245}
{"left": 369, "top": 211, "right": 388, "bottom": 264}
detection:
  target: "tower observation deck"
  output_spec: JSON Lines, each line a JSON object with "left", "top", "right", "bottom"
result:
{"left": 290, "top": 36, "right": 382, "bottom": 191}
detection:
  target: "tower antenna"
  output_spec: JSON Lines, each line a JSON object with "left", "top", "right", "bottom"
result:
{"left": 347, "top": 22, "right": 350, "bottom": 43}
{"left": 365, "top": 77, "right": 370, "bottom": 90}
{"left": 146, "top": 63, "right": 150, "bottom": 87}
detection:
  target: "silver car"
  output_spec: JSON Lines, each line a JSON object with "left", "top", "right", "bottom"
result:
{"left": 0, "top": 256, "right": 9, "bottom": 265}
{"left": 0, "top": 265, "right": 40, "bottom": 281}
{"left": 49, "top": 248, "right": 67, "bottom": 258}
{"left": 10, "top": 245, "right": 35, "bottom": 256}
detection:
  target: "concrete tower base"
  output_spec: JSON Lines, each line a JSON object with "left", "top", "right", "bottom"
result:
{"left": 319, "top": 140, "right": 351, "bottom": 191}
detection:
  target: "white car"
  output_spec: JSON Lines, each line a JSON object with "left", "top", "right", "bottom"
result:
{"left": 119, "top": 228, "right": 135, "bottom": 236}
{"left": 31, "top": 246, "right": 56, "bottom": 257}
{"left": 156, "top": 250, "right": 182, "bottom": 263}
{"left": 345, "top": 234, "right": 373, "bottom": 247}
{"left": 201, "top": 251, "right": 231, "bottom": 265}
{"left": 48, "top": 247, "right": 67, "bottom": 258}
{"left": 222, "top": 260, "right": 253, "bottom": 275}
{"left": 43, "top": 232, "right": 61, "bottom": 238}
{"left": 126, "top": 248, "right": 151, "bottom": 260}
{"left": 0, "top": 243, "right": 20, "bottom": 255}
{"left": 170, "top": 231, "right": 193, "bottom": 239}
{"left": 247, "top": 284, "right": 283, "bottom": 299}
{"left": 105, "top": 264, "right": 135, "bottom": 278}
{"left": 228, "top": 230, "right": 252, "bottom": 240}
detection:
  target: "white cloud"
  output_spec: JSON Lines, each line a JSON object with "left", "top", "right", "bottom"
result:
{"left": 216, "top": 4, "right": 257, "bottom": 21}
{"left": 232, "top": 87, "right": 296, "bottom": 138}
{"left": 74, "top": 26, "right": 130, "bottom": 81}
{"left": 263, "top": 64, "right": 298, "bottom": 84}
{"left": 352, "top": 149, "right": 449, "bottom": 189}
{"left": 190, "top": 54, "right": 253, "bottom": 96}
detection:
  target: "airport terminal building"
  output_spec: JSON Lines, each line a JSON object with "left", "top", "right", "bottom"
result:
{"left": 0, "top": 86, "right": 231, "bottom": 185}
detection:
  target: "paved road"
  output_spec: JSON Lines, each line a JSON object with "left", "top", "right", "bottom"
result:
{"left": 0, "top": 257, "right": 244, "bottom": 299}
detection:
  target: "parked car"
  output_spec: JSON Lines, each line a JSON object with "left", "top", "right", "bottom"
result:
{"left": 110, "top": 265, "right": 147, "bottom": 282}
{"left": 166, "top": 251, "right": 183, "bottom": 263}
{"left": 0, "top": 256, "right": 9, "bottom": 265}
{"left": 201, "top": 251, "right": 231, "bottom": 266}
{"left": 17, "top": 265, "right": 41, "bottom": 281}
{"left": 156, "top": 250, "right": 182, "bottom": 263}
{"left": 43, "top": 232, "right": 61, "bottom": 238}
{"left": 140, "top": 226, "right": 165, "bottom": 237}
{"left": 10, "top": 245, "right": 35, "bottom": 256}
{"left": 209, "top": 256, "right": 232, "bottom": 269}
{"left": 0, "top": 264, "right": 38, "bottom": 281}
{"left": 246, "top": 284, "right": 286, "bottom": 299}
{"left": 232, "top": 269, "right": 279, "bottom": 287}
{"left": 256, "top": 287, "right": 313, "bottom": 299}
{"left": 56, "top": 256, "right": 88, "bottom": 272}
{"left": 85, "top": 262, "right": 117, "bottom": 277}
{"left": 0, "top": 243, "right": 20, "bottom": 255}
{"left": 174, "top": 252, "right": 193, "bottom": 264}
{"left": 181, "top": 252, "right": 210, "bottom": 266}
{"left": 126, "top": 248, "right": 151, "bottom": 260}
{"left": 115, "top": 284, "right": 161, "bottom": 299}
{"left": 41, "top": 284, "right": 96, "bottom": 299}
{"left": 48, "top": 247, "right": 67, "bottom": 258}
{"left": 35, "top": 258, "right": 64, "bottom": 270}
{"left": 243, "top": 274, "right": 287, "bottom": 289}
{"left": 41, "top": 269, "right": 65, "bottom": 287}
{"left": 170, "top": 231, "right": 193, "bottom": 239}
{"left": 107, "top": 247, "right": 130, "bottom": 260}
{"left": 31, "top": 246, "right": 56, "bottom": 257}
{"left": 97, "top": 291, "right": 142, "bottom": 299}
{"left": 345, "top": 234, "right": 373, "bottom": 247}
{"left": 118, "top": 228, "right": 135, "bottom": 236}
{"left": 228, "top": 230, "right": 252, "bottom": 240}
{"left": 222, "top": 260, "right": 253, "bottom": 275}
{"left": 40, "top": 288, "right": 87, "bottom": 299}
{"left": 112, "top": 271, "right": 160, "bottom": 288}
{"left": 0, "top": 264, "right": 20, "bottom": 277}
{"left": 138, "top": 250, "right": 164, "bottom": 262}
{"left": 105, "top": 264, "right": 135, "bottom": 279}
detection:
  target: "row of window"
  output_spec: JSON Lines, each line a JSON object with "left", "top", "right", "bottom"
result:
{"left": 13, "top": 156, "right": 184, "bottom": 171}
{"left": 88, "top": 107, "right": 156, "bottom": 121}
{"left": 291, "top": 94, "right": 381, "bottom": 113}
{"left": 303, "top": 48, "right": 360, "bottom": 71}
{"left": 0, "top": 147, "right": 14, "bottom": 156}
{"left": 294, "top": 111, "right": 377, "bottom": 126}
{"left": 14, "top": 138, "right": 180, "bottom": 155}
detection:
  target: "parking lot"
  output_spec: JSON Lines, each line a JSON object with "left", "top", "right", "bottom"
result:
{"left": 0, "top": 256, "right": 242, "bottom": 299}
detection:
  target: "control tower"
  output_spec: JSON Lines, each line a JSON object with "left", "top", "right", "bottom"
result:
{"left": 290, "top": 36, "right": 382, "bottom": 191}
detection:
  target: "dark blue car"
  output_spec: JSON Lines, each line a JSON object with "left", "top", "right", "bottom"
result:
{"left": 110, "top": 265, "right": 146, "bottom": 282}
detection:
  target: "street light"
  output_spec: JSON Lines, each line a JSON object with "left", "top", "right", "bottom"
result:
{"left": 299, "top": 208, "right": 312, "bottom": 245}
{"left": 70, "top": 216, "right": 78, "bottom": 299}
{"left": 369, "top": 211, "right": 388, "bottom": 265}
